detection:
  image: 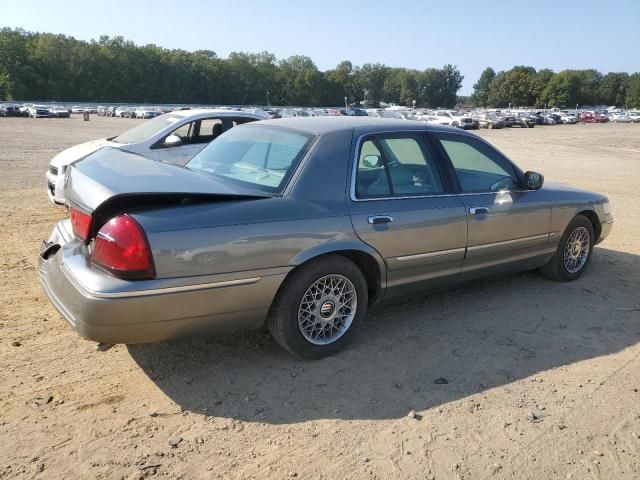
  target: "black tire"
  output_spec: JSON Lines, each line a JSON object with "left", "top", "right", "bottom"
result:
{"left": 539, "top": 215, "right": 595, "bottom": 282}
{"left": 267, "top": 255, "right": 368, "bottom": 359}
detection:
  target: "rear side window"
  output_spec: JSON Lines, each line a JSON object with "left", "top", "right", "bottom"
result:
{"left": 193, "top": 119, "right": 224, "bottom": 144}
{"left": 355, "top": 134, "right": 443, "bottom": 198}
{"left": 186, "top": 125, "right": 314, "bottom": 194}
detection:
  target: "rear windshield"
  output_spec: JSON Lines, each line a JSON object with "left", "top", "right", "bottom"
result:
{"left": 186, "top": 125, "right": 314, "bottom": 194}
{"left": 112, "top": 114, "right": 182, "bottom": 144}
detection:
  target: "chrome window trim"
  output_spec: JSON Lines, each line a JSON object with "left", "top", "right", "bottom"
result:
{"left": 395, "top": 247, "right": 466, "bottom": 262}
{"left": 349, "top": 129, "right": 536, "bottom": 203}
{"left": 349, "top": 129, "right": 451, "bottom": 202}
{"left": 61, "top": 263, "right": 261, "bottom": 299}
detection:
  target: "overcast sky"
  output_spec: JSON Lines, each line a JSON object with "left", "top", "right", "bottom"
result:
{"left": 3, "top": 0, "right": 639, "bottom": 94}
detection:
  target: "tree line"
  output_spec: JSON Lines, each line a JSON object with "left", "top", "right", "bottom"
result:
{"left": 470, "top": 66, "right": 640, "bottom": 109}
{"left": 0, "top": 28, "right": 463, "bottom": 107}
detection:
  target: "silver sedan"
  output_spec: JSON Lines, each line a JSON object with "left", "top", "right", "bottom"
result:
{"left": 39, "top": 118, "right": 613, "bottom": 358}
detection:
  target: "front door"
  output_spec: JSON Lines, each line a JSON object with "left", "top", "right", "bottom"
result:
{"left": 431, "top": 132, "right": 551, "bottom": 278}
{"left": 348, "top": 132, "right": 467, "bottom": 296}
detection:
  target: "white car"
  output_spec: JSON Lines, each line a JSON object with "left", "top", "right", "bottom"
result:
{"left": 46, "top": 109, "right": 266, "bottom": 205}
{"left": 628, "top": 112, "right": 640, "bottom": 123}
{"left": 560, "top": 113, "right": 577, "bottom": 124}
{"left": 135, "top": 106, "right": 161, "bottom": 119}
{"left": 434, "top": 110, "right": 474, "bottom": 129}
{"left": 413, "top": 113, "right": 447, "bottom": 126}
{"left": 114, "top": 106, "right": 134, "bottom": 118}
{"left": 381, "top": 110, "right": 413, "bottom": 120}
{"left": 611, "top": 113, "right": 633, "bottom": 123}
{"left": 28, "top": 105, "right": 51, "bottom": 118}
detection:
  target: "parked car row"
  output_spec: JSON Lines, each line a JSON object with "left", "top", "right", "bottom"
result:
{"left": 0, "top": 103, "right": 73, "bottom": 118}
{"left": 38, "top": 115, "right": 614, "bottom": 358}
{"left": 97, "top": 105, "right": 165, "bottom": 118}
{"left": 608, "top": 111, "right": 640, "bottom": 123}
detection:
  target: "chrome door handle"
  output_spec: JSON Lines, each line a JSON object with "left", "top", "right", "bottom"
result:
{"left": 469, "top": 207, "right": 490, "bottom": 215}
{"left": 368, "top": 215, "right": 394, "bottom": 225}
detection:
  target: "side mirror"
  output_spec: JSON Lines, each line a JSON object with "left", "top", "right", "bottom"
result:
{"left": 524, "top": 171, "right": 544, "bottom": 190}
{"left": 163, "top": 134, "right": 182, "bottom": 147}
{"left": 362, "top": 155, "right": 382, "bottom": 168}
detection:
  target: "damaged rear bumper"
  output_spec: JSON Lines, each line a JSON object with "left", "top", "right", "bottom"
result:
{"left": 38, "top": 222, "right": 286, "bottom": 344}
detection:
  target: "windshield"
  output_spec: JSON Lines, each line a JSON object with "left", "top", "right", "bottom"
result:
{"left": 112, "top": 114, "right": 182, "bottom": 144}
{"left": 186, "top": 125, "right": 314, "bottom": 194}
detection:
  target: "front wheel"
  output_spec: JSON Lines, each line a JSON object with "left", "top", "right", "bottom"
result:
{"left": 267, "top": 256, "right": 368, "bottom": 359}
{"left": 539, "top": 215, "right": 594, "bottom": 281}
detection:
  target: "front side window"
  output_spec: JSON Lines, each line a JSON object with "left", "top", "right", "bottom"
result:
{"left": 355, "top": 134, "right": 443, "bottom": 199}
{"left": 168, "top": 121, "right": 194, "bottom": 143}
{"left": 187, "top": 125, "right": 314, "bottom": 194}
{"left": 436, "top": 134, "right": 518, "bottom": 193}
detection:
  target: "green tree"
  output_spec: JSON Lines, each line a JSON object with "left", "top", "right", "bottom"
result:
{"left": 531, "top": 69, "right": 555, "bottom": 107}
{"left": 356, "top": 63, "right": 388, "bottom": 107}
{"left": 540, "top": 70, "right": 582, "bottom": 107}
{"left": 626, "top": 73, "right": 640, "bottom": 108}
{"left": 470, "top": 67, "right": 495, "bottom": 107}
{"left": 493, "top": 66, "right": 537, "bottom": 107}
{"left": 277, "top": 55, "right": 323, "bottom": 106}
{"left": 440, "top": 64, "right": 463, "bottom": 108}
{"left": 599, "top": 72, "right": 629, "bottom": 106}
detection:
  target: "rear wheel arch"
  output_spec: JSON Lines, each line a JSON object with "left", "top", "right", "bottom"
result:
{"left": 280, "top": 248, "right": 385, "bottom": 309}
{"left": 266, "top": 253, "right": 372, "bottom": 358}
{"left": 333, "top": 250, "right": 383, "bottom": 305}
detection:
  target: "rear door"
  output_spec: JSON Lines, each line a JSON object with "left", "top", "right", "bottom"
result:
{"left": 348, "top": 131, "right": 467, "bottom": 296}
{"left": 431, "top": 132, "right": 551, "bottom": 278}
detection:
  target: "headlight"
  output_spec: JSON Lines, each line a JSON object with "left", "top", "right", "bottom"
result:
{"left": 602, "top": 202, "right": 611, "bottom": 216}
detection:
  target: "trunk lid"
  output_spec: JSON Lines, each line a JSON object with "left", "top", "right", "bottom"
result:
{"left": 50, "top": 138, "right": 121, "bottom": 168}
{"left": 65, "top": 147, "right": 269, "bottom": 236}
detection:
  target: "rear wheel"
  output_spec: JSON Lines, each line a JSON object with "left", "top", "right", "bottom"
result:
{"left": 267, "top": 256, "right": 368, "bottom": 359}
{"left": 540, "top": 215, "right": 594, "bottom": 281}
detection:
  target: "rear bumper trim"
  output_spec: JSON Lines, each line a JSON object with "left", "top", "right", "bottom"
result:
{"left": 61, "top": 263, "right": 261, "bottom": 299}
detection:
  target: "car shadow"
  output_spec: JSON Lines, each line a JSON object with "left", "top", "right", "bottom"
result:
{"left": 128, "top": 247, "right": 640, "bottom": 424}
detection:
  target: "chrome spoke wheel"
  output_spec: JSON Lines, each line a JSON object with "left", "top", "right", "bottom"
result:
{"left": 563, "top": 226, "right": 590, "bottom": 274}
{"left": 297, "top": 274, "right": 357, "bottom": 345}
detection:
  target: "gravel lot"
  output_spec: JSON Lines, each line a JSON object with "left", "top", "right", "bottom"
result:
{"left": 1, "top": 116, "right": 639, "bottom": 480}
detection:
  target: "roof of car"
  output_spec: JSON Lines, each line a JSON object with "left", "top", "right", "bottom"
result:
{"left": 170, "top": 108, "right": 261, "bottom": 118}
{"left": 253, "top": 116, "right": 458, "bottom": 135}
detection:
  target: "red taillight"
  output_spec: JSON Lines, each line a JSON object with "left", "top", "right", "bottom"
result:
{"left": 70, "top": 207, "right": 92, "bottom": 242}
{"left": 91, "top": 214, "right": 155, "bottom": 280}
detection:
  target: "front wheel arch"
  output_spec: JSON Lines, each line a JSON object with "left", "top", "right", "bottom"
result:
{"left": 577, "top": 209, "right": 601, "bottom": 243}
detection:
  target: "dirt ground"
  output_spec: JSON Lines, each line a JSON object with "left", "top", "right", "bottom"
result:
{"left": 1, "top": 116, "right": 639, "bottom": 480}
